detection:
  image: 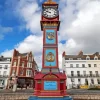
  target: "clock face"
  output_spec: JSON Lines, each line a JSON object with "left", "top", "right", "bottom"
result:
{"left": 43, "top": 7, "right": 58, "bottom": 18}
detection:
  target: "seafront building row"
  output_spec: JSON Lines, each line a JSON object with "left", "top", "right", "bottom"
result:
{"left": 0, "top": 49, "right": 100, "bottom": 89}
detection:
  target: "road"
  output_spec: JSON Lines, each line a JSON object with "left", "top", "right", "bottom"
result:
{"left": 67, "top": 89, "right": 100, "bottom": 95}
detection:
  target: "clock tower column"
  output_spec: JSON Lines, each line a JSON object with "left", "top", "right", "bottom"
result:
{"left": 41, "top": 0, "right": 60, "bottom": 73}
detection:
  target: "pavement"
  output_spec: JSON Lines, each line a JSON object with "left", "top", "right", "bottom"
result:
{"left": 0, "top": 88, "right": 100, "bottom": 95}
{"left": 0, "top": 88, "right": 33, "bottom": 94}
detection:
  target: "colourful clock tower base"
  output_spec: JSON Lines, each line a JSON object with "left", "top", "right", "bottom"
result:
{"left": 28, "top": 0, "right": 72, "bottom": 100}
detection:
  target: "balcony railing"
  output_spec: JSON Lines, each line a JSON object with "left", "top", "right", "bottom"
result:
{"left": 67, "top": 74, "right": 100, "bottom": 78}
{"left": 0, "top": 75, "right": 9, "bottom": 78}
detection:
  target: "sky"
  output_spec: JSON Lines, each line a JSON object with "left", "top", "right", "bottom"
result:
{"left": 0, "top": 0, "right": 100, "bottom": 70}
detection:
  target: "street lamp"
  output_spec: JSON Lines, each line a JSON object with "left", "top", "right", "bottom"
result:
{"left": 12, "top": 76, "right": 18, "bottom": 92}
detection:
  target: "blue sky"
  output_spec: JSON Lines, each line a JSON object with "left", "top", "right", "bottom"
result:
{"left": 0, "top": 0, "right": 33, "bottom": 53}
{"left": 0, "top": 0, "right": 62, "bottom": 53}
{"left": 0, "top": 0, "right": 100, "bottom": 69}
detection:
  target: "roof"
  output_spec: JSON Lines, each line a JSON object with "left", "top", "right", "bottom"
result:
{"left": 19, "top": 53, "right": 28, "bottom": 56}
{"left": 0, "top": 56, "right": 11, "bottom": 61}
{"left": 64, "top": 51, "right": 100, "bottom": 60}
{"left": 14, "top": 49, "right": 32, "bottom": 57}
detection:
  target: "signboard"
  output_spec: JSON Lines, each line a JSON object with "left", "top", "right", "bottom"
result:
{"left": 44, "top": 81, "right": 57, "bottom": 90}
{"left": 80, "top": 85, "right": 89, "bottom": 89}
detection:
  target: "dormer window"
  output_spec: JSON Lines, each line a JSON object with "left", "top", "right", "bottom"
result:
{"left": 77, "top": 58, "right": 81, "bottom": 60}
{"left": 94, "top": 56, "right": 98, "bottom": 60}
{"left": 7, "top": 59, "right": 10, "bottom": 61}
{"left": 69, "top": 58, "right": 73, "bottom": 60}
{"left": 86, "top": 56, "right": 90, "bottom": 60}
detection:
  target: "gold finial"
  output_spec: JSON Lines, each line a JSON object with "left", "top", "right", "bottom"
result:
{"left": 44, "top": 0, "right": 56, "bottom": 4}
{"left": 48, "top": 0, "right": 52, "bottom": 2}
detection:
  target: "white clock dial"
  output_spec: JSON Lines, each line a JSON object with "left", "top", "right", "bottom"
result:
{"left": 43, "top": 7, "right": 58, "bottom": 18}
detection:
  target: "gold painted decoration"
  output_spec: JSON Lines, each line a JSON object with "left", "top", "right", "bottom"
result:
{"left": 46, "top": 52, "right": 55, "bottom": 62}
{"left": 44, "top": 75, "right": 57, "bottom": 79}
{"left": 46, "top": 32, "right": 54, "bottom": 40}
{"left": 44, "top": 0, "right": 57, "bottom": 4}
{"left": 43, "top": 23, "right": 58, "bottom": 26}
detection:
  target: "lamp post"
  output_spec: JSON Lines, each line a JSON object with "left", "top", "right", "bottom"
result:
{"left": 12, "top": 76, "right": 18, "bottom": 92}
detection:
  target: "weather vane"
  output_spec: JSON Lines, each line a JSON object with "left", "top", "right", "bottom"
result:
{"left": 48, "top": 0, "right": 52, "bottom": 2}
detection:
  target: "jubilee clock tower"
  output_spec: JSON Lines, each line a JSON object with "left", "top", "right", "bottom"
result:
{"left": 29, "top": 0, "right": 72, "bottom": 100}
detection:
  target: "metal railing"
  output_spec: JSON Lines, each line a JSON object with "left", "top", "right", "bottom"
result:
{"left": 67, "top": 74, "right": 100, "bottom": 78}
{"left": 0, "top": 75, "right": 9, "bottom": 78}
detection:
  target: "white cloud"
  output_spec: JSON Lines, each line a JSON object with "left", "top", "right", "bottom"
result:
{"left": 17, "top": 0, "right": 41, "bottom": 34}
{"left": 15, "top": 35, "right": 42, "bottom": 54}
{"left": 1, "top": 49, "right": 13, "bottom": 57}
{"left": 66, "top": 1, "right": 100, "bottom": 53}
{"left": 0, "top": 25, "right": 12, "bottom": 40}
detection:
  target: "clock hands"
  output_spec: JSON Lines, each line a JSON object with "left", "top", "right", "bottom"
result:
{"left": 46, "top": 10, "right": 51, "bottom": 14}
{"left": 43, "top": 8, "right": 58, "bottom": 18}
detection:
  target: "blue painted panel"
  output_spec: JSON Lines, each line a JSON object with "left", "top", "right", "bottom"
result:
{"left": 44, "top": 81, "right": 57, "bottom": 90}
{"left": 45, "top": 29, "right": 56, "bottom": 44}
{"left": 45, "top": 49, "right": 56, "bottom": 66}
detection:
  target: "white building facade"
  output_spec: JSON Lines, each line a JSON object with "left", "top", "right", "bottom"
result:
{"left": 0, "top": 56, "right": 11, "bottom": 89}
{"left": 62, "top": 51, "right": 100, "bottom": 89}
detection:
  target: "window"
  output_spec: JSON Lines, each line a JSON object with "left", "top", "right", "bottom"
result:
{"left": 71, "top": 78, "right": 74, "bottom": 82}
{"left": 70, "top": 64, "right": 73, "bottom": 67}
{"left": 82, "top": 64, "right": 85, "bottom": 67}
{"left": 78, "top": 79, "right": 81, "bottom": 82}
{"left": 22, "top": 62, "right": 24, "bottom": 67}
{"left": 29, "top": 57, "right": 32, "bottom": 62}
{"left": 4, "top": 65, "right": 8, "bottom": 69}
{"left": 71, "top": 71, "right": 74, "bottom": 76}
{"left": 97, "top": 79, "right": 100, "bottom": 84}
{"left": 85, "top": 79, "right": 88, "bottom": 85}
{"left": 30, "top": 63, "right": 32, "bottom": 68}
{"left": 95, "top": 71, "right": 99, "bottom": 76}
{"left": 3, "top": 71, "right": 7, "bottom": 76}
{"left": 13, "top": 61, "right": 16, "bottom": 66}
{"left": 7, "top": 59, "right": 10, "bottom": 61}
{"left": 83, "top": 71, "right": 86, "bottom": 76}
{"left": 26, "top": 70, "right": 32, "bottom": 76}
{"left": 94, "top": 64, "right": 97, "bottom": 67}
{"left": 12, "top": 69, "right": 15, "bottom": 76}
{"left": 89, "top": 71, "right": 92, "bottom": 76}
{"left": 88, "top": 64, "right": 91, "bottom": 67}
{"left": 69, "top": 58, "right": 73, "bottom": 60}
{"left": 0, "top": 65, "right": 2, "bottom": 69}
{"left": 94, "top": 57, "right": 98, "bottom": 60}
{"left": 20, "top": 70, "right": 24, "bottom": 75}
{"left": 77, "top": 71, "right": 80, "bottom": 77}
{"left": 91, "top": 79, "right": 94, "bottom": 84}
{"left": 86, "top": 56, "right": 90, "bottom": 60}
{"left": 28, "top": 63, "right": 32, "bottom": 68}
{"left": 76, "top": 64, "right": 79, "bottom": 67}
